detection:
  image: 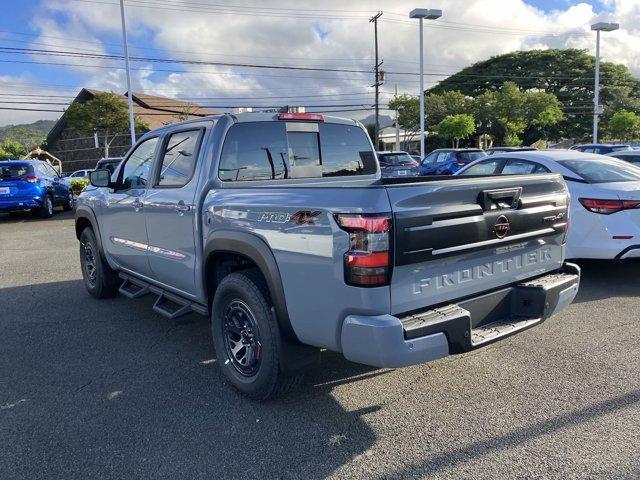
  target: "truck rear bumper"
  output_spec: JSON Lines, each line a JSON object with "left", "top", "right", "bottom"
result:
{"left": 340, "top": 262, "right": 580, "bottom": 368}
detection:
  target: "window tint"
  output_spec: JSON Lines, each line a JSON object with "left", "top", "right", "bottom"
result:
{"left": 377, "top": 153, "right": 415, "bottom": 166}
{"left": 422, "top": 152, "right": 438, "bottom": 164}
{"left": 459, "top": 159, "right": 502, "bottom": 176}
{"left": 157, "top": 130, "right": 202, "bottom": 187}
{"left": 611, "top": 145, "right": 632, "bottom": 152}
{"left": 558, "top": 158, "right": 640, "bottom": 183}
{"left": 219, "top": 122, "right": 376, "bottom": 182}
{"left": 458, "top": 151, "right": 486, "bottom": 163}
{"left": 121, "top": 137, "right": 158, "bottom": 189}
{"left": 320, "top": 123, "right": 376, "bottom": 177}
{"left": 219, "top": 122, "right": 288, "bottom": 181}
{"left": 502, "top": 159, "right": 549, "bottom": 175}
{"left": 0, "top": 164, "right": 32, "bottom": 178}
{"left": 436, "top": 152, "right": 453, "bottom": 163}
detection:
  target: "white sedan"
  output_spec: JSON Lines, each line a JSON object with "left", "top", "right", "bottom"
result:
{"left": 457, "top": 150, "right": 640, "bottom": 260}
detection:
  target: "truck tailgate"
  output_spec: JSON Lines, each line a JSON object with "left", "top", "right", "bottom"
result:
{"left": 386, "top": 174, "right": 568, "bottom": 315}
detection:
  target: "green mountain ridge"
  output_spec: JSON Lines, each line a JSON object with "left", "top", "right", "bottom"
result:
{"left": 0, "top": 120, "right": 56, "bottom": 149}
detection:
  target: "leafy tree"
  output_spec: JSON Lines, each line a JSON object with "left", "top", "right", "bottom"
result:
{"left": 0, "top": 139, "right": 26, "bottom": 160}
{"left": 469, "top": 82, "right": 563, "bottom": 145}
{"left": 426, "top": 90, "right": 472, "bottom": 128}
{"left": 428, "top": 49, "right": 640, "bottom": 142}
{"left": 65, "top": 92, "right": 148, "bottom": 157}
{"left": 388, "top": 94, "right": 420, "bottom": 150}
{"left": 436, "top": 114, "right": 476, "bottom": 147}
{"left": 608, "top": 110, "right": 640, "bottom": 141}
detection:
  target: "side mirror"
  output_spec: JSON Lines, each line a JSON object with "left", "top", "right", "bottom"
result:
{"left": 89, "top": 169, "right": 111, "bottom": 188}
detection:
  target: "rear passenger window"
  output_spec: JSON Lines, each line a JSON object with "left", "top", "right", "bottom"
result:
{"left": 459, "top": 159, "right": 502, "bottom": 176}
{"left": 218, "top": 121, "right": 376, "bottom": 182}
{"left": 502, "top": 159, "right": 549, "bottom": 174}
{"left": 157, "top": 129, "right": 202, "bottom": 187}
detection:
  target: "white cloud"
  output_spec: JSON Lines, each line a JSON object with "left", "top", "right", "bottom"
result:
{"left": 3, "top": 0, "right": 639, "bottom": 126}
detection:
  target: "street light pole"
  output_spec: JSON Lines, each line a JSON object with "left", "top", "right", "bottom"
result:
{"left": 593, "top": 28, "right": 601, "bottom": 143}
{"left": 120, "top": 0, "right": 136, "bottom": 146}
{"left": 591, "top": 21, "right": 619, "bottom": 144}
{"left": 418, "top": 17, "right": 424, "bottom": 159}
{"left": 409, "top": 8, "right": 442, "bottom": 159}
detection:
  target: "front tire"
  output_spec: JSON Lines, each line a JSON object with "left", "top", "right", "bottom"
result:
{"left": 211, "top": 270, "right": 299, "bottom": 400}
{"left": 79, "top": 227, "right": 119, "bottom": 298}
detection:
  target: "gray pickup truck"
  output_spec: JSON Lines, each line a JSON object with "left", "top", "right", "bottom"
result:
{"left": 75, "top": 112, "right": 580, "bottom": 399}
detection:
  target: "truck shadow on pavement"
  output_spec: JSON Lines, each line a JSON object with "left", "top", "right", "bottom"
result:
{"left": 0, "top": 279, "right": 382, "bottom": 479}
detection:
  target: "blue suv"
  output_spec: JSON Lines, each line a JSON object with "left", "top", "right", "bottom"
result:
{"left": 0, "top": 160, "right": 73, "bottom": 218}
{"left": 419, "top": 148, "right": 487, "bottom": 175}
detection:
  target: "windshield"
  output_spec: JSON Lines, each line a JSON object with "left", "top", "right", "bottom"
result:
{"left": 378, "top": 153, "right": 415, "bottom": 166}
{"left": 458, "top": 151, "right": 486, "bottom": 163}
{"left": 558, "top": 158, "right": 640, "bottom": 183}
{"left": 0, "top": 164, "right": 33, "bottom": 179}
{"left": 611, "top": 145, "right": 632, "bottom": 152}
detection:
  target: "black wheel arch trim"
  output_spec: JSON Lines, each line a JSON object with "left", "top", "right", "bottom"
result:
{"left": 203, "top": 230, "right": 300, "bottom": 344}
{"left": 74, "top": 205, "right": 104, "bottom": 253}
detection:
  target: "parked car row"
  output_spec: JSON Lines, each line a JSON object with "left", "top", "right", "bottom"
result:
{"left": 1, "top": 157, "right": 123, "bottom": 218}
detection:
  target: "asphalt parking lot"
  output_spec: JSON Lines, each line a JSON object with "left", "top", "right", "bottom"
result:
{"left": 1, "top": 210, "right": 639, "bottom": 480}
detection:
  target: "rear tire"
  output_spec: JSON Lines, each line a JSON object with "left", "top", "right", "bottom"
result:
{"left": 79, "top": 227, "right": 120, "bottom": 299}
{"left": 211, "top": 269, "right": 300, "bottom": 400}
{"left": 38, "top": 195, "right": 54, "bottom": 218}
{"left": 63, "top": 190, "right": 74, "bottom": 211}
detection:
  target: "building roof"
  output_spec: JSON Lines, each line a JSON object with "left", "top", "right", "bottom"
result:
{"left": 46, "top": 88, "right": 219, "bottom": 145}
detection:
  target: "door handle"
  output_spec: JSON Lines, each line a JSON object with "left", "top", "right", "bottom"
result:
{"left": 175, "top": 201, "right": 191, "bottom": 215}
{"left": 132, "top": 199, "right": 144, "bottom": 211}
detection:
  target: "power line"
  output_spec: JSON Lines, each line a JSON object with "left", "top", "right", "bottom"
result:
{"left": 3, "top": 46, "right": 636, "bottom": 83}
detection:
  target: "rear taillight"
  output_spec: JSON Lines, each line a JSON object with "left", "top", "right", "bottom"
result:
{"left": 579, "top": 198, "right": 640, "bottom": 215}
{"left": 336, "top": 213, "right": 391, "bottom": 287}
{"left": 22, "top": 174, "right": 39, "bottom": 183}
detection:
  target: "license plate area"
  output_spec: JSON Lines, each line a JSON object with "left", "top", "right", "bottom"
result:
{"left": 400, "top": 265, "right": 579, "bottom": 353}
{"left": 0, "top": 187, "right": 10, "bottom": 195}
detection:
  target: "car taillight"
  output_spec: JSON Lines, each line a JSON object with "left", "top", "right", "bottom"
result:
{"left": 336, "top": 213, "right": 391, "bottom": 287}
{"left": 579, "top": 198, "right": 640, "bottom": 215}
{"left": 22, "top": 174, "right": 39, "bottom": 183}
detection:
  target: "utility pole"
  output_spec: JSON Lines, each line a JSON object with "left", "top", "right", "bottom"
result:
{"left": 370, "top": 11, "right": 383, "bottom": 150}
{"left": 119, "top": 0, "right": 136, "bottom": 147}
